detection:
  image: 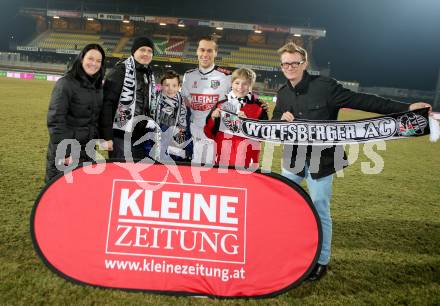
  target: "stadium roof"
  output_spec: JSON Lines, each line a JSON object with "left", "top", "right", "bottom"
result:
{"left": 20, "top": 0, "right": 317, "bottom": 28}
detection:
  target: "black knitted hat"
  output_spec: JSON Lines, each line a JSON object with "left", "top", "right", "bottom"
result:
{"left": 131, "top": 36, "right": 155, "bottom": 55}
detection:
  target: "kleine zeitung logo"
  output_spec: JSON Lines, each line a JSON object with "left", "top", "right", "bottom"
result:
{"left": 106, "top": 180, "right": 247, "bottom": 264}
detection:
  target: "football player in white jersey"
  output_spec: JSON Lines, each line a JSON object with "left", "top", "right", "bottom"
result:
{"left": 181, "top": 37, "right": 231, "bottom": 164}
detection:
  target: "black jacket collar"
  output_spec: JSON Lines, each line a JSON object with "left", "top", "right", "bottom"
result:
{"left": 287, "top": 70, "right": 310, "bottom": 95}
{"left": 74, "top": 69, "right": 100, "bottom": 89}
{"left": 134, "top": 59, "right": 151, "bottom": 73}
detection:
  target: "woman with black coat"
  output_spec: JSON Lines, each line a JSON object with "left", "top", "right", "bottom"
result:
{"left": 45, "top": 43, "right": 113, "bottom": 182}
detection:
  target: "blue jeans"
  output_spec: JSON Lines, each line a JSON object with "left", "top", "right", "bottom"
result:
{"left": 281, "top": 167, "right": 334, "bottom": 265}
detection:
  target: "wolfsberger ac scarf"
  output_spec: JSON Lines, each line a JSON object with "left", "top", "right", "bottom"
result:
{"left": 154, "top": 91, "right": 188, "bottom": 158}
{"left": 218, "top": 107, "right": 439, "bottom": 145}
{"left": 113, "top": 56, "right": 156, "bottom": 132}
{"left": 155, "top": 91, "right": 187, "bottom": 130}
{"left": 224, "top": 91, "right": 253, "bottom": 112}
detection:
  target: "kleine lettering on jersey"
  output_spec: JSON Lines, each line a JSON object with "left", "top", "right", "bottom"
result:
{"left": 190, "top": 94, "right": 220, "bottom": 111}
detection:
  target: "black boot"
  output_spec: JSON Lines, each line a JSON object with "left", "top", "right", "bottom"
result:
{"left": 308, "top": 264, "right": 328, "bottom": 281}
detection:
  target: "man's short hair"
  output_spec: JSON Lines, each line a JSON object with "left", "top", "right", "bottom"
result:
{"left": 277, "top": 42, "right": 308, "bottom": 62}
{"left": 160, "top": 70, "right": 181, "bottom": 85}
{"left": 198, "top": 36, "right": 218, "bottom": 51}
{"left": 231, "top": 68, "right": 256, "bottom": 86}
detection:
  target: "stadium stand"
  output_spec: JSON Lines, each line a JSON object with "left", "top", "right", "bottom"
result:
{"left": 226, "top": 46, "right": 280, "bottom": 67}
{"left": 12, "top": 8, "right": 327, "bottom": 92}
{"left": 183, "top": 41, "right": 279, "bottom": 69}
{"left": 24, "top": 31, "right": 282, "bottom": 73}
{"left": 165, "top": 37, "right": 186, "bottom": 56}
{"left": 113, "top": 36, "right": 129, "bottom": 53}
{"left": 118, "top": 36, "right": 186, "bottom": 58}
{"left": 100, "top": 34, "right": 121, "bottom": 54}
{"left": 30, "top": 31, "right": 103, "bottom": 50}
{"left": 152, "top": 37, "right": 167, "bottom": 56}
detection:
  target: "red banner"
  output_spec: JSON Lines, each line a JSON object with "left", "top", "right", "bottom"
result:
{"left": 31, "top": 162, "right": 321, "bottom": 297}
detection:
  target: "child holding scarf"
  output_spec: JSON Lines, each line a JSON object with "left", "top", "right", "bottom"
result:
{"left": 204, "top": 68, "right": 268, "bottom": 168}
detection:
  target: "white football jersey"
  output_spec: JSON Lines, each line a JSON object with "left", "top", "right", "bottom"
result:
{"left": 181, "top": 66, "right": 231, "bottom": 129}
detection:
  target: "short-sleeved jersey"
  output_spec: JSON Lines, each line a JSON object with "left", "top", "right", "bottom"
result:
{"left": 181, "top": 66, "right": 231, "bottom": 128}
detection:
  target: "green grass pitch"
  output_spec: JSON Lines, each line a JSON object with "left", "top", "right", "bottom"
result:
{"left": 0, "top": 78, "right": 439, "bottom": 305}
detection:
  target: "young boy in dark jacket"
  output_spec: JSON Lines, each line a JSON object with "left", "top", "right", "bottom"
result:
{"left": 151, "top": 70, "right": 190, "bottom": 161}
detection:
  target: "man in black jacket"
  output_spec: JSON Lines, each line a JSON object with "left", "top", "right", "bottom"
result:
{"left": 103, "top": 36, "right": 157, "bottom": 160}
{"left": 273, "top": 42, "right": 431, "bottom": 281}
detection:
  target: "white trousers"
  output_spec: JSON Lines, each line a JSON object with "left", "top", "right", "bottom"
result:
{"left": 190, "top": 123, "right": 216, "bottom": 165}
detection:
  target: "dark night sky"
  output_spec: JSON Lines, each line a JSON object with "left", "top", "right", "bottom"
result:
{"left": 1, "top": 0, "right": 439, "bottom": 91}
